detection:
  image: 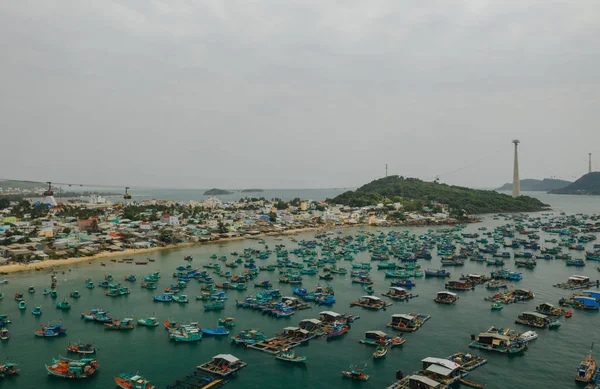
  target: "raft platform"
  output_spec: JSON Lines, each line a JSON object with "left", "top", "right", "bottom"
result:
{"left": 447, "top": 352, "right": 487, "bottom": 371}
{"left": 246, "top": 337, "right": 303, "bottom": 354}
{"left": 166, "top": 370, "right": 227, "bottom": 389}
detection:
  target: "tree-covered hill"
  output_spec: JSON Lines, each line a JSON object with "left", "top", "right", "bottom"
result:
{"left": 328, "top": 176, "right": 548, "bottom": 214}
{"left": 550, "top": 172, "right": 600, "bottom": 195}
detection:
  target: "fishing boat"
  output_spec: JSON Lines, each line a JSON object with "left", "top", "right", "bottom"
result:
{"left": 373, "top": 346, "right": 387, "bottom": 359}
{"left": 350, "top": 295, "right": 392, "bottom": 310}
{"left": 50, "top": 290, "right": 58, "bottom": 298}
{"left": 45, "top": 356, "right": 99, "bottom": 379}
{"left": 204, "top": 300, "right": 225, "bottom": 311}
{"left": 70, "top": 291, "right": 81, "bottom": 298}
{"left": 201, "top": 326, "right": 230, "bottom": 336}
{"left": 141, "top": 282, "right": 157, "bottom": 290}
{"left": 565, "top": 310, "right": 573, "bottom": 318}
{"left": 0, "top": 328, "right": 9, "bottom": 340}
{"left": 172, "top": 295, "right": 189, "bottom": 304}
{"left": 276, "top": 349, "right": 307, "bottom": 363}
{"left": 390, "top": 279, "right": 416, "bottom": 288}
{"left": 43, "top": 288, "right": 52, "bottom": 295}
{"left": 169, "top": 327, "right": 202, "bottom": 342}
{"left": 469, "top": 330, "right": 527, "bottom": 354}
{"left": 219, "top": 317, "right": 236, "bottom": 328}
{"left": 153, "top": 294, "right": 173, "bottom": 302}
{"left": 386, "top": 313, "right": 431, "bottom": 332}
{"left": 18, "top": 300, "right": 26, "bottom": 310}
{"left": 105, "top": 318, "right": 135, "bottom": 330}
{"left": 230, "top": 329, "right": 267, "bottom": 345}
{"left": 14, "top": 293, "right": 23, "bottom": 301}
{"left": 0, "top": 362, "right": 19, "bottom": 376}
{"left": 85, "top": 281, "right": 95, "bottom": 289}
{"left": 254, "top": 280, "right": 273, "bottom": 288}
{"left": 28, "top": 285, "right": 35, "bottom": 293}
{"left": 491, "top": 301, "right": 503, "bottom": 310}
{"left": 363, "top": 284, "right": 375, "bottom": 294}
{"left": 425, "top": 269, "right": 451, "bottom": 277}
{"left": 135, "top": 261, "right": 148, "bottom": 265}
{"left": 0, "top": 279, "right": 7, "bottom": 285}
{"left": 66, "top": 342, "right": 97, "bottom": 355}
{"left": 124, "top": 274, "right": 137, "bottom": 282}
{"left": 575, "top": 344, "right": 595, "bottom": 383}
{"left": 114, "top": 373, "right": 155, "bottom": 389}
{"left": 515, "top": 312, "right": 549, "bottom": 328}
{"left": 32, "top": 306, "right": 42, "bottom": 315}
{"left": 35, "top": 324, "right": 68, "bottom": 337}
{"left": 341, "top": 365, "right": 369, "bottom": 381}
{"left": 137, "top": 317, "right": 159, "bottom": 327}
{"left": 360, "top": 330, "right": 405, "bottom": 347}
{"left": 56, "top": 300, "right": 71, "bottom": 310}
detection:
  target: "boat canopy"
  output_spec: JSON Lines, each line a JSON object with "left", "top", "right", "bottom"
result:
{"left": 361, "top": 296, "right": 382, "bottom": 301}
{"left": 421, "top": 357, "right": 459, "bottom": 370}
{"left": 407, "top": 375, "right": 442, "bottom": 388}
{"left": 389, "top": 287, "right": 407, "bottom": 293}
{"left": 521, "top": 311, "right": 548, "bottom": 319}
{"left": 365, "top": 330, "right": 388, "bottom": 338}
{"left": 579, "top": 291, "right": 600, "bottom": 299}
{"left": 299, "top": 318, "right": 321, "bottom": 325}
{"left": 437, "top": 291, "right": 457, "bottom": 297}
{"left": 319, "top": 311, "right": 340, "bottom": 318}
{"left": 282, "top": 327, "right": 300, "bottom": 331}
{"left": 392, "top": 314, "right": 414, "bottom": 320}
{"left": 426, "top": 364, "right": 454, "bottom": 377}
{"left": 478, "top": 333, "right": 510, "bottom": 341}
{"left": 213, "top": 354, "right": 240, "bottom": 363}
{"left": 538, "top": 303, "right": 554, "bottom": 309}
{"left": 515, "top": 288, "right": 531, "bottom": 294}
{"left": 282, "top": 296, "right": 298, "bottom": 302}
{"left": 467, "top": 274, "right": 482, "bottom": 278}
{"left": 569, "top": 275, "right": 589, "bottom": 282}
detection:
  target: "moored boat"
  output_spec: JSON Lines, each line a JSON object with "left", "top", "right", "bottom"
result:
{"left": 575, "top": 344, "right": 595, "bottom": 383}
{"left": 45, "top": 356, "right": 99, "bottom": 379}
{"left": 137, "top": 317, "right": 159, "bottom": 327}
{"left": 341, "top": 365, "right": 369, "bottom": 381}
{"left": 114, "top": 373, "right": 155, "bottom": 389}
{"left": 105, "top": 318, "right": 135, "bottom": 330}
{"left": 31, "top": 306, "right": 43, "bottom": 315}
{"left": 66, "top": 342, "right": 97, "bottom": 355}
{"left": 276, "top": 348, "right": 307, "bottom": 363}
{"left": 35, "top": 324, "right": 67, "bottom": 337}
{"left": 373, "top": 346, "right": 387, "bottom": 359}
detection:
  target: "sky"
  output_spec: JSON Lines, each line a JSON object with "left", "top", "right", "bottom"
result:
{"left": 1, "top": 1, "right": 599, "bottom": 190}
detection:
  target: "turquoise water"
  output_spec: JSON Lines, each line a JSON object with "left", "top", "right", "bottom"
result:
{"left": 1, "top": 193, "right": 600, "bottom": 388}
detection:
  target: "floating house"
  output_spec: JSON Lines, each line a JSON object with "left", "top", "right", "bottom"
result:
{"left": 197, "top": 354, "right": 247, "bottom": 377}
{"left": 387, "top": 313, "right": 431, "bottom": 332}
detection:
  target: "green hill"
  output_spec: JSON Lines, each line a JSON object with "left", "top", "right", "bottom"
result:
{"left": 496, "top": 178, "right": 571, "bottom": 191}
{"left": 550, "top": 172, "right": 600, "bottom": 195}
{"left": 203, "top": 188, "right": 234, "bottom": 195}
{"left": 0, "top": 180, "right": 43, "bottom": 190}
{"left": 328, "top": 176, "right": 548, "bottom": 214}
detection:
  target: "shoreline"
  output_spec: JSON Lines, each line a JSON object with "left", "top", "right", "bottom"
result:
{"left": 0, "top": 227, "right": 326, "bottom": 275}
{"left": 0, "top": 218, "right": 473, "bottom": 276}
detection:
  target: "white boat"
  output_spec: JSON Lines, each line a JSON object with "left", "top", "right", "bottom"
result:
{"left": 519, "top": 330, "right": 538, "bottom": 342}
{"left": 0, "top": 279, "right": 8, "bottom": 285}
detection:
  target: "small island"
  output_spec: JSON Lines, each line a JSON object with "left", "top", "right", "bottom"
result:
{"left": 550, "top": 172, "right": 600, "bottom": 195}
{"left": 329, "top": 176, "right": 548, "bottom": 214}
{"left": 241, "top": 189, "right": 264, "bottom": 193}
{"left": 496, "top": 178, "right": 571, "bottom": 192}
{"left": 203, "top": 188, "right": 234, "bottom": 195}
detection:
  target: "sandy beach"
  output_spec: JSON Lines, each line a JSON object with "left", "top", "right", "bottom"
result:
{"left": 0, "top": 227, "right": 326, "bottom": 275}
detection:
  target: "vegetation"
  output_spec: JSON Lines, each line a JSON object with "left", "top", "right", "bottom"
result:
{"left": 0, "top": 180, "right": 41, "bottom": 190}
{"left": 241, "top": 189, "right": 263, "bottom": 193}
{"left": 550, "top": 172, "right": 600, "bottom": 195}
{"left": 203, "top": 188, "right": 234, "bottom": 195}
{"left": 497, "top": 178, "right": 571, "bottom": 191}
{"left": 328, "top": 176, "right": 548, "bottom": 214}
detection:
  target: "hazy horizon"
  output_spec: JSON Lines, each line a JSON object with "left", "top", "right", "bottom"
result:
{"left": 1, "top": 1, "right": 599, "bottom": 189}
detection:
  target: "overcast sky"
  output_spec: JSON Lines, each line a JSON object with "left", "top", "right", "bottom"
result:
{"left": 1, "top": 1, "right": 599, "bottom": 189}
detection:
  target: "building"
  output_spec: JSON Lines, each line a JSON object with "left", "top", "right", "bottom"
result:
{"left": 161, "top": 215, "right": 180, "bottom": 225}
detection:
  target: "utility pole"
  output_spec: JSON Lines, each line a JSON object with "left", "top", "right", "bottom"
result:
{"left": 385, "top": 164, "right": 388, "bottom": 178}
{"left": 512, "top": 140, "right": 520, "bottom": 198}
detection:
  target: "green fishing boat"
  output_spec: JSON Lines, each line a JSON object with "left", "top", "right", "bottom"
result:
{"left": 204, "top": 300, "right": 225, "bottom": 311}
{"left": 56, "top": 300, "right": 71, "bottom": 310}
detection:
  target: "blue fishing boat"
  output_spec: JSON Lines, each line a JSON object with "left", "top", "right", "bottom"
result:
{"left": 34, "top": 324, "right": 67, "bottom": 337}
{"left": 153, "top": 294, "right": 173, "bottom": 303}
{"left": 32, "top": 306, "right": 42, "bottom": 315}
{"left": 124, "top": 275, "right": 136, "bottom": 282}
{"left": 390, "top": 279, "right": 416, "bottom": 288}
{"left": 201, "top": 326, "right": 230, "bottom": 336}
{"left": 85, "top": 281, "right": 95, "bottom": 289}
{"left": 56, "top": 300, "right": 71, "bottom": 310}
{"left": 425, "top": 269, "right": 451, "bottom": 277}
{"left": 18, "top": 300, "right": 27, "bottom": 310}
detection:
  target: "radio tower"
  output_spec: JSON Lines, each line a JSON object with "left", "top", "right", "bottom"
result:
{"left": 512, "top": 140, "right": 520, "bottom": 198}
{"left": 589, "top": 153, "right": 592, "bottom": 174}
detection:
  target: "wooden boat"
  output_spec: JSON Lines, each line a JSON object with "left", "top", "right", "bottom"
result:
{"left": 201, "top": 326, "right": 229, "bottom": 336}
{"left": 425, "top": 269, "right": 451, "bottom": 277}
{"left": 14, "top": 293, "right": 23, "bottom": 301}
{"left": 70, "top": 291, "right": 81, "bottom": 298}
{"left": 153, "top": 294, "right": 173, "bottom": 302}
{"left": 575, "top": 344, "right": 595, "bottom": 383}
{"left": 141, "top": 282, "right": 157, "bottom": 290}
{"left": 350, "top": 296, "right": 392, "bottom": 310}
{"left": 169, "top": 327, "right": 202, "bottom": 342}
{"left": 135, "top": 261, "right": 148, "bottom": 265}
{"left": 35, "top": 324, "right": 68, "bottom": 337}
{"left": 319, "top": 273, "right": 333, "bottom": 280}
{"left": 32, "top": 306, "right": 42, "bottom": 315}
{"left": 45, "top": 356, "right": 99, "bottom": 379}
{"left": 363, "top": 284, "right": 374, "bottom": 295}
{"left": 565, "top": 310, "right": 573, "bottom": 318}
{"left": 515, "top": 312, "right": 549, "bottom": 328}
{"left": 0, "top": 362, "right": 19, "bottom": 376}
{"left": 124, "top": 275, "right": 136, "bottom": 282}
{"left": 276, "top": 349, "right": 307, "bottom": 363}
{"left": 66, "top": 342, "right": 97, "bottom": 355}
{"left": 137, "top": 317, "right": 159, "bottom": 327}
{"left": 18, "top": 300, "right": 26, "bottom": 310}
{"left": 458, "top": 378, "right": 486, "bottom": 388}
{"left": 341, "top": 365, "right": 369, "bottom": 381}
{"left": 373, "top": 346, "right": 387, "bottom": 359}
{"left": 204, "top": 300, "right": 225, "bottom": 311}
{"left": 172, "top": 295, "right": 189, "bottom": 304}
{"left": 219, "top": 317, "right": 236, "bottom": 328}
{"left": 491, "top": 302, "right": 503, "bottom": 310}
{"left": 434, "top": 291, "right": 458, "bottom": 304}
{"left": 0, "top": 328, "right": 9, "bottom": 340}
{"left": 28, "top": 285, "right": 35, "bottom": 293}
{"left": 548, "top": 319, "right": 561, "bottom": 329}
{"left": 105, "top": 318, "right": 135, "bottom": 330}
{"left": 386, "top": 313, "right": 430, "bottom": 332}
{"left": 469, "top": 330, "right": 527, "bottom": 354}
{"left": 115, "top": 373, "right": 155, "bottom": 389}
{"left": 56, "top": 300, "right": 71, "bottom": 310}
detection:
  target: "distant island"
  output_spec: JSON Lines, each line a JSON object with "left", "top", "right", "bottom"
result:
{"left": 496, "top": 178, "right": 572, "bottom": 192}
{"left": 550, "top": 172, "right": 600, "bottom": 195}
{"left": 203, "top": 188, "right": 234, "bottom": 195}
{"left": 329, "top": 176, "right": 548, "bottom": 214}
{"left": 241, "top": 189, "right": 264, "bottom": 193}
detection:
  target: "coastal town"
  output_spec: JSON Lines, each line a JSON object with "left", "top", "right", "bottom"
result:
{"left": 0, "top": 194, "right": 459, "bottom": 268}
